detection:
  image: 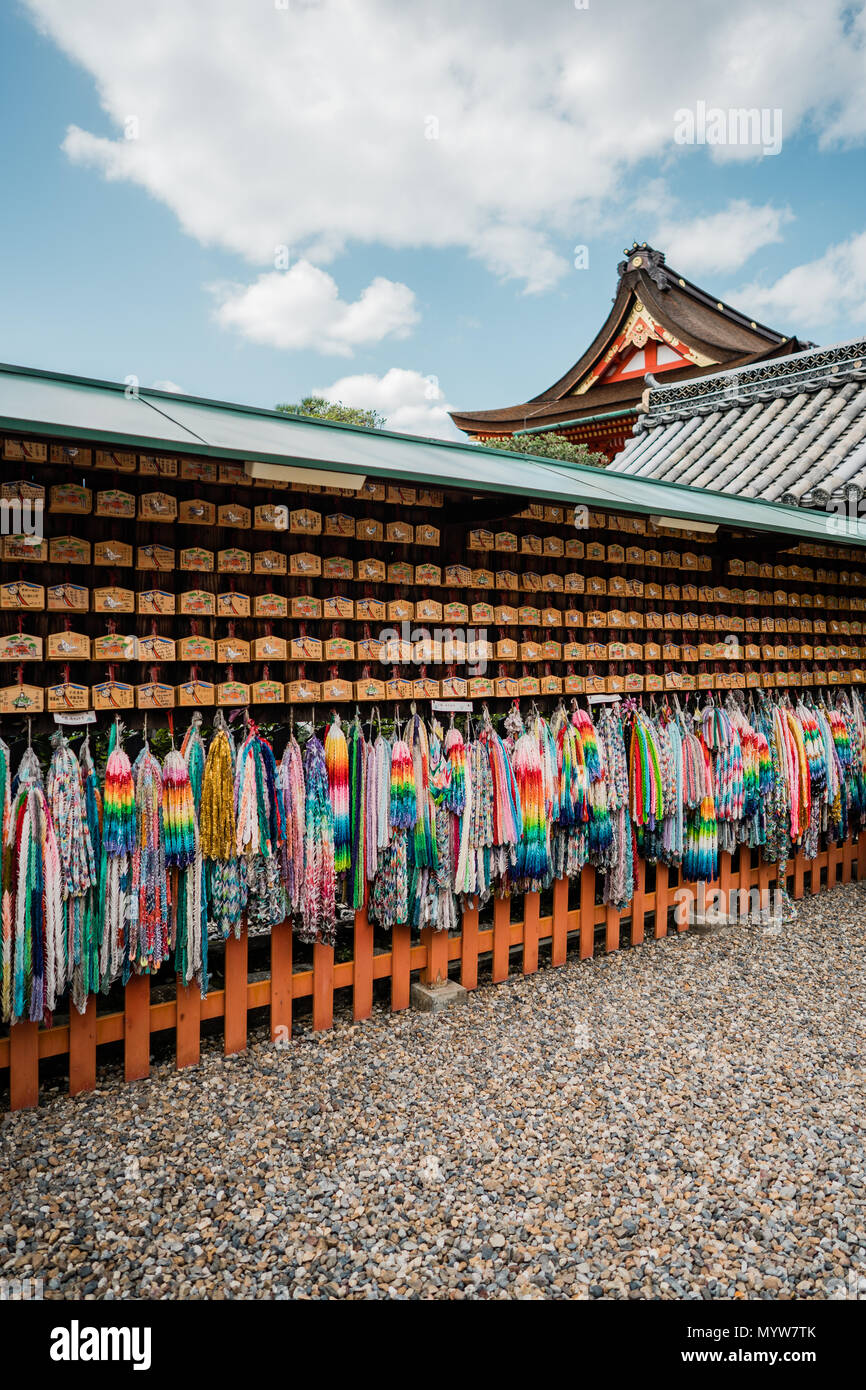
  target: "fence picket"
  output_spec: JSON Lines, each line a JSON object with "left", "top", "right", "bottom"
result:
{"left": 579, "top": 865, "right": 595, "bottom": 959}
{"left": 270, "top": 919, "right": 293, "bottom": 1041}
{"left": 551, "top": 877, "right": 568, "bottom": 965}
{"left": 124, "top": 974, "right": 151, "bottom": 1081}
{"left": 492, "top": 896, "right": 510, "bottom": 982}
{"left": 391, "top": 923, "right": 411, "bottom": 1010}
{"left": 312, "top": 942, "right": 335, "bottom": 1031}
{"left": 224, "top": 927, "right": 248, "bottom": 1055}
{"left": 461, "top": 899, "right": 479, "bottom": 990}
{"left": 352, "top": 908, "right": 374, "bottom": 1021}
{"left": 69, "top": 996, "right": 97, "bottom": 1096}
{"left": 522, "top": 891, "right": 540, "bottom": 974}
{"left": 9, "top": 1020, "right": 39, "bottom": 1110}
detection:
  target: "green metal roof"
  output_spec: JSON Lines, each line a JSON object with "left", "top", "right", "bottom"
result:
{"left": 0, "top": 359, "right": 860, "bottom": 548}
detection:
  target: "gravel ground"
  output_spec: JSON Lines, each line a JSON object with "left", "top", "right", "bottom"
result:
{"left": 2, "top": 883, "right": 865, "bottom": 1300}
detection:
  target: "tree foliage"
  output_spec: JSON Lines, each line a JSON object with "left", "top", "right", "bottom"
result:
{"left": 478, "top": 431, "right": 607, "bottom": 467}
{"left": 275, "top": 395, "right": 386, "bottom": 430}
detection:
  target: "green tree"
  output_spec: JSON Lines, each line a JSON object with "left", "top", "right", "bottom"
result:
{"left": 275, "top": 395, "right": 386, "bottom": 430}
{"left": 478, "top": 431, "right": 607, "bottom": 468}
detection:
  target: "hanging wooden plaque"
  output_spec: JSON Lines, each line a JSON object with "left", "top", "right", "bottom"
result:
{"left": 50, "top": 444, "right": 91, "bottom": 467}
{"left": 288, "top": 678, "right": 321, "bottom": 703}
{"left": 355, "top": 598, "right": 384, "bottom": 623}
{"left": 291, "top": 595, "right": 321, "bottom": 619}
{"left": 324, "top": 556, "right": 354, "bottom": 582}
{"left": 3, "top": 536, "right": 47, "bottom": 563}
{"left": 137, "top": 681, "right": 176, "bottom": 709}
{"left": 177, "top": 635, "right": 215, "bottom": 662}
{"left": 494, "top": 675, "right": 519, "bottom": 698}
{"left": 177, "top": 679, "right": 215, "bottom": 707}
{"left": 324, "top": 595, "right": 354, "bottom": 620}
{"left": 218, "top": 548, "right": 251, "bottom": 574}
{"left": 92, "top": 633, "right": 137, "bottom": 661}
{"left": 138, "top": 590, "right": 175, "bottom": 616}
{"left": 179, "top": 498, "right": 217, "bottom": 526}
{"left": 47, "top": 681, "right": 89, "bottom": 713}
{"left": 179, "top": 589, "right": 216, "bottom": 616}
{"left": 216, "top": 679, "right": 249, "bottom": 706}
{"left": 385, "top": 675, "right": 413, "bottom": 700}
{"left": 217, "top": 636, "right": 250, "bottom": 663}
{"left": 322, "top": 676, "right": 352, "bottom": 702}
{"left": 357, "top": 558, "right": 386, "bottom": 583}
{"left": 355, "top": 675, "right": 386, "bottom": 702}
{"left": 180, "top": 547, "right": 214, "bottom": 572}
{"left": 0, "top": 632, "right": 42, "bottom": 661}
{"left": 3, "top": 439, "right": 47, "bottom": 462}
{"left": 415, "top": 564, "right": 441, "bottom": 588}
{"left": 49, "top": 483, "right": 92, "bottom": 514}
{"left": 180, "top": 458, "right": 218, "bottom": 483}
{"left": 467, "top": 529, "right": 494, "bottom": 551}
{"left": 218, "top": 503, "right": 251, "bottom": 529}
{"left": 217, "top": 591, "right": 251, "bottom": 618}
{"left": 0, "top": 683, "right": 44, "bottom": 713}
{"left": 387, "top": 561, "right": 413, "bottom": 586}
{"left": 289, "top": 551, "right": 321, "bottom": 578}
{"left": 138, "top": 454, "right": 178, "bottom": 477}
{"left": 413, "top": 677, "right": 441, "bottom": 700}
{"left": 254, "top": 504, "right": 288, "bottom": 531}
{"left": 47, "top": 631, "right": 90, "bottom": 661}
{"left": 139, "top": 492, "right": 178, "bottom": 522}
{"left": 96, "top": 490, "right": 135, "bottom": 518}
{"left": 252, "top": 679, "right": 285, "bottom": 704}
{"left": 253, "top": 549, "right": 287, "bottom": 575}
{"left": 49, "top": 536, "right": 91, "bottom": 566}
{"left": 289, "top": 508, "right": 321, "bottom": 535}
{"left": 255, "top": 592, "right": 287, "bottom": 619}
{"left": 387, "top": 599, "right": 414, "bottom": 622}
{"left": 94, "top": 540, "right": 133, "bottom": 567}
{"left": 324, "top": 636, "right": 354, "bottom": 662}
{"left": 48, "top": 582, "right": 88, "bottom": 612}
{"left": 253, "top": 633, "right": 287, "bottom": 662}
{"left": 138, "top": 634, "right": 176, "bottom": 663}
{"left": 137, "top": 544, "right": 175, "bottom": 571}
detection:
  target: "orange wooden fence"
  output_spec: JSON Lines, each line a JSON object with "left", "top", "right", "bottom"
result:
{"left": 3, "top": 835, "right": 864, "bottom": 1110}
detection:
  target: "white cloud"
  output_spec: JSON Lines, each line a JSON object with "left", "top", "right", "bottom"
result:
{"left": 150, "top": 378, "right": 182, "bottom": 393}
{"left": 209, "top": 261, "right": 418, "bottom": 355}
{"left": 735, "top": 230, "right": 866, "bottom": 332}
{"left": 23, "top": 0, "right": 866, "bottom": 299}
{"left": 313, "top": 368, "right": 460, "bottom": 439}
{"left": 654, "top": 201, "right": 794, "bottom": 275}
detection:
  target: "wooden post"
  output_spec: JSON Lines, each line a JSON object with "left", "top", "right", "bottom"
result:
{"left": 492, "top": 896, "right": 510, "bottom": 982}
{"left": 312, "top": 941, "right": 334, "bottom": 1031}
{"left": 352, "top": 907, "right": 374, "bottom": 1022}
{"left": 175, "top": 977, "right": 201, "bottom": 1069}
{"left": 124, "top": 973, "right": 151, "bottom": 1081}
{"left": 579, "top": 865, "right": 595, "bottom": 959}
{"left": 811, "top": 851, "right": 823, "bottom": 895}
{"left": 605, "top": 903, "right": 620, "bottom": 953}
{"left": 630, "top": 860, "right": 646, "bottom": 945}
{"left": 719, "top": 851, "right": 732, "bottom": 919}
{"left": 551, "top": 877, "right": 569, "bottom": 966}
{"left": 858, "top": 832, "right": 866, "bottom": 882}
{"left": 270, "top": 918, "right": 293, "bottom": 1040}
{"left": 422, "top": 925, "right": 450, "bottom": 986}
{"left": 793, "top": 849, "right": 805, "bottom": 900}
{"left": 522, "top": 891, "right": 540, "bottom": 974}
{"left": 224, "top": 927, "right": 248, "bottom": 1055}
{"left": 842, "top": 836, "right": 854, "bottom": 885}
{"left": 654, "top": 864, "right": 669, "bottom": 938}
{"left": 390, "top": 923, "right": 411, "bottom": 1011}
{"left": 9, "top": 1020, "right": 39, "bottom": 1111}
{"left": 69, "top": 995, "right": 97, "bottom": 1097}
{"left": 461, "top": 899, "right": 479, "bottom": 990}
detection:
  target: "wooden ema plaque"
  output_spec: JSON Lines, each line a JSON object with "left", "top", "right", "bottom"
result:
{"left": 217, "top": 636, "right": 250, "bottom": 663}
{"left": 178, "top": 636, "right": 215, "bottom": 661}
{"left": 218, "top": 592, "right": 251, "bottom": 619}
{"left": 92, "top": 633, "right": 136, "bottom": 661}
{"left": 177, "top": 680, "right": 215, "bottom": 707}
{"left": 254, "top": 550, "right": 286, "bottom": 576}
{"left": 218, "top": 503, "right": 251, "bottom": 529}
{"left": 0, "top": 683, "right": 44, "bottom": 714}
{"left": 355, "top": 675, "right": 385, "bottom": 701}
{"left": 321, "top": 677, "right": 352, "bottom": 702}
{"left": 179, "top": 498, "right": 216, "bottom": 526}
{"left": 139, "top": 492, "right": 178, "bottom": 522}
{"left": 180, "top": 548, "right": 214, "bottom": 572}
{"left": 254, "top": 634, "right": 287, "bottom": 661}
{"left": 49, "top": 483, "right": 91, "bottom": 515}
{"left": 3, "top": 536, "right": 47, "bottom": 563}
{"left": 47, "top": 631, "right": 90, "bottom": 661}
{"left": 138, "top": 635, "right": 176, "bottom": 663}
{"left": 251, "top": 679, "right": 285, "bottom": 704}
{"left": 94, "top": 587, "right": 133, "bottom": 614}
{"left": 48, "top": 583, "right": 88, "bottom": 612}
{"left": 47, "top": 682, "right": 89, "bottom": 713}
{"left": 180, "top": 590, "right": 216, "bottom": 617}
{"left": 137, "top": 681, "right": 175, "bottom": 709}
{"left": 94, "top": 540, "right": 133, "bottom": 567}
{"left": 217, "top": 679, "right": 250, "bottom": 707}
{"left": 255, "top": 593, "right": 287, "bottom": 619}
{"left": 0, "top": 632, "right": 42, "bottom": 661}
{"left": 50, "top": 537, "right": 91, "bottom": 566}
{"left": 137, "top": 545, "right": 175, "bottom": 572}
{"left": 138, "top": 590, "right": 175, "bottom": 616}
{"left": 289, "top": 678, "right": 321, "bottom": 703}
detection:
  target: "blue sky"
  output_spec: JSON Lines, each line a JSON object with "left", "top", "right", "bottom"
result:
{"left": 1, "top": 0, "right": 865, "bottom": 438}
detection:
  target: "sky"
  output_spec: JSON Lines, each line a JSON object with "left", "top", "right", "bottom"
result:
{"left": 1, "top": 0, "right": 865, "bottom": 440}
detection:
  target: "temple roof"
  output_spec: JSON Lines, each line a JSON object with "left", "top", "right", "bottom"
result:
{"left": 450, "top": 243, "right": 806, "bottom": 436}
{"left": 608, "top": 337, "right": 866, "bottom": 509}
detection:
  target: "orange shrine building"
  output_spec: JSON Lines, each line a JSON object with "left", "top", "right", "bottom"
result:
{"left": 450, "top": 243, "right": 809, "bottom": 460}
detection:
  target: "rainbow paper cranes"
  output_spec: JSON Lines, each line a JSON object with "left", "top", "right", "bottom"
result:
{"left": 2, "top": 690, "right": 866, "bottom": 1026}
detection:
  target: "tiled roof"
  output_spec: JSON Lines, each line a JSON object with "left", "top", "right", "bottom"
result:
{"left": 609, "top": 338, "right": 866, "bottom": 508}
